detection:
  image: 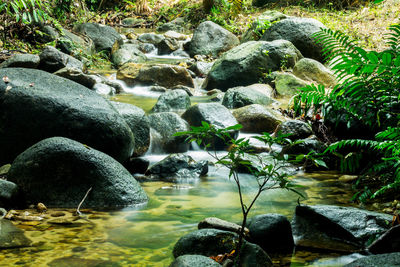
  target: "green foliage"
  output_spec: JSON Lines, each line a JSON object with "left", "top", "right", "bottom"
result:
{"left": 1, "top": 0, "right": 49, "bottom": 25}
{"left": 251, "top": 18, "right": 272, "bottom": 39}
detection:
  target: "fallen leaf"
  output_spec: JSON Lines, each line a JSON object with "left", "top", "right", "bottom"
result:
{"left": 2, "top": 76, "right": 10, "bottom": 83}
{"left": 6, "top": 85, "right": 12, "bottom": 91}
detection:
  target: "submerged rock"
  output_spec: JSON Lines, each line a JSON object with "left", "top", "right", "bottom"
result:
{"left": 48, "top": 256, "right": 121, "bottom": 267}
{"left": 170, "top": 255, "right": 221, "bottom": 267}
{"left": 0, "top": 220, "right": 32, "bottom": 249}
{"left": 7, "top": 137, "right": 148, "bottom": 208}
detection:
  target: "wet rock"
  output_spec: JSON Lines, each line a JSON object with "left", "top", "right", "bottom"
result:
{"left": 0, "top": 68, "right": 134, "bottom": 164}
{"left": 275, "top": 120, "right": 313, "bottom": 140}
{"left": 203, "top": 40, "right": 302, "bottom": 91}
{"left": 247, "top": 214, "right": 294, "bottom": 253}
{"left": 189, "top": 61, "right": 213, "bottom": 77}
{"left": 93, "top": 83, "right": 116, "bottom": 95}
{"left": 0, "top": 220, "right": 32, "bottom": 249}
{"left": 117, "top": 63, "right": 194, "bottom": 88}
{"left": 171, "top": 85, "right": 194, "bottom": 96}
{"left": 0, "top": 180, "right": 19, "bottom": 208}
{"left": 137, "top": 33, "right": 165, "bottom": 45}
{"left": 172, "top": 50, "right": 190, "bottom": 58}
{"left": 48, "top": 256, "right": 121, "bottom": 267}
{"left": 344, "top": 252, "right": 400, "bottom": 267}
{"left": 7, "top": 137, "right": 148, "bottom": 208}
{"left": 261, "top": 17, "right": 327, "bottom": 62}
{"left": 293, "top": 58, "right": 336, "bottom": 87}
{"left": 273, "top": 72, "right": 308, "bottom": 97}
{"left": 152, "top": 89, "right": 191, "bottom": 113}
{"left": 38, "top": 46, "right": 83, "bottom": 72}
{"left": 158, "top": 37, "right": 181, "bottom": 55}
{"left": 111, "top": 43, "right": 147, "bottom": 67}
{"left": 148, "top": 112, "right": 190, "bottom": 153}
{"left": 164, "top": 30, "right": 189, "bottom": 41}
{"left": 232, "top": 104, "right": 282, "bottom": 133}
{"left": 111, "top": 102, "right": 150, "bottom": 156}
{"left": 170, "top": 255, "right": 221, "bottom": 267}
{"left": 241, "top": 11, "right": 288, "bottom": 43}
{"left": 146, "top": 154, "right": 208, "bottom": 181}
{"left": 53, "top": 67, "right": 97, "bottom": 88}
{"left": 281, "top": 137, "right": 326, "bottom": 155}
{"left": 222, "top": 85, "right": 276, "bottom": 109}
{"left": 240, "top": 241, "right": 273, "bottom": 267}
{"left": 0, "top": 54, "right": 40, "bottom": 69}
{"left": 291, "top": 205, "right": 393, "bottom": 252}
{"left": 198, "top": 217, "right": 248, "bottom": 236}
{"left": 57, "top": 27, "right": 95, "bottom": 56}
{"left": 368, "top": 224, "right": 400, "bottom": 254}
{"left": 187, "top": 21, "right": 239, "bottom": 57}
{"left": 73, "top": 23, "right": 122, "bottom": 53}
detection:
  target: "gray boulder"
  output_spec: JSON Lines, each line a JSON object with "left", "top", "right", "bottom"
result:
{"left": 292, "top": 205, "right": 393, "bottom": 252}
{"left": 275, "top": 120, "right": 313, "bottom": 140}
{"left": 57, "top": 27, "right": 95, "bottom": 55}
{"left": 247, "top": 214, "right": 294, "bottom": 253}
{"left": 111, "top": 102, "right": 150, "bottom": 156}
{"left": 0, "top": 220, "right": 32, "bottom": 249}
{"left": 7, "top": 137, "right": 148, "bottom": 208}
{"left": 187, "top": 21, "right": 239, "bottom": 57}
{"left": 152, "top": 89, "right": 191, "bottom": 113}
{"left": 344, "top": 252, "right": 400, "bottom": 267}
{"left": 137, "top": 33, "right": 165, "bottom": 45}
{"left": 203, "top": 40, "right": 302, "bottom": 91}
{"left": 170, "top": 255, "right": 221, "bottom": 267}
{"left": 73, "top": 23, "right": 122, "bottom": 53}
{"left": 0, "top": 54, "right": 40, "bottom": 69}
{"left": 293, "top": 58, "right": 336, "bottom": 87}
{"left": 0, "top": 68, "right": 134, "bottom": 165}
{"left": 273, "top": 72, "right": 308, "bottom": 97}
{"left": 261, "top": 17, "right": 326, "bottom": 62}
{"left": 146, "top": 154, "right": 208, "bottom": 181}
{"left": 232, "top": 104, "right": 282, "bottom": 133}
{"left": 222, "top": 85, "right": 276, "bottom": 109}
{"left": 111, "top": 43, "right": 147, "bottom": 67}
{"left": 0, "top": 180, "right": 19, "bottom": 208}
{"left": 38, "top": 46, "right": 83, "bottom": 72}
{"left": 148, "top": 112, "right": 190, "bottom": 153}
{"left": 158, "top": 37, "right": 181, "bottom": 55}
{"left": 53, "top": 67, "right": 97, "bottom": 88}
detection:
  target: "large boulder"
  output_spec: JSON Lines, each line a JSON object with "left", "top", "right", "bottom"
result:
{"left": 57, "top": 27, "right": 95, "bottom": 55}
{"left": 291, "top": 205, "right": 393, "bottom": 252}
{"left": 261, "top": 18, "right": 326, "bottom": 62}
{"left": 203, "top": 40, "right": 302, "bottom": 91}
{"left": 344, "top": 252, "right": 400, "bottom": 267}
{"left": 273, "top": 72, "right": 308, "bottom": 97}
{"left": 38, "top": 46, "right": 84, "bottom": 72}
{"left": 0, "top": 68, "right": 134, "bottom": 165}
{"left": 247, "top": 214, "right": 294, "bottom": 253}
{"left": 152, "top": 89, "right": 191, "bottom": 113}
{"left": 111, "top": 102, "right": 150, "bottom": 156}
{"left": 117, "top": 63, "right": 194, "bottom": 88}
{"left": 111, "top": 43, "right": 147, "bottom": 67}
{"left": 187, "top": 21, "right": 239, "bottom": 57}
{"left": 232, "top": 104, "right": 282, "bottom": 133}
{"left": 293, "top": 58, "right": 336, "bottom": 87}
{"left": 73, "top": 23, "right": 122, "bottom": 53}
{"left": 7, "top": 137, "right": 148, "bottom": 208}
{"left": 222, "top": 85, "right": 276, "bottom": 109}
{"left": 146, "top": 154, "right": 208, "bottom": 181}
{"left": 0, "top": 54, "right": 40, "bottom": 69}
{"left": 170, "top": 255, "right": 221, "bottom": 267}
{"left": 148, "top": 112, "right": 190, "bottom": 153}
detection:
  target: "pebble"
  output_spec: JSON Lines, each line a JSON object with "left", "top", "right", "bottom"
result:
{"left": 36, "top": 203, "right": 47, "bottom": 213}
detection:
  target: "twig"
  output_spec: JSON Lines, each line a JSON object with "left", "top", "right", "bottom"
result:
{"left": 76, "top": 187, "right": 92, "bottom": 215}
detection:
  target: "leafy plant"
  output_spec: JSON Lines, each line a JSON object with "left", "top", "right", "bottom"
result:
{"left": 3, "top": 0, "right": 49, "bottom": 25}
{"left": 175, "top": 122, "right": 304, "bottom": 263}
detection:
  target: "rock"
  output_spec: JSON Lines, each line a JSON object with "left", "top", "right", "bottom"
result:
{"left": 111, "top": 43, "right": 147, "bottom": 67}
{"left": 158, "top": 37, "right": 181, "bottom": 55}
{"left": 247, "top": 214, "right": 294, "bottom": 253}
{"left": 344, "top": 252, "right": 400, "bottom": 267}
{"left": 137, "top": 33, "right": 165, "bottom": 45}
{"left": 53, "top": 67, "right": 97, "bottom": 88}
{"left": 232, "top": 104, "right": 282, "bottom": 133}
{"left": 222, "top": 85, "right": 276, "bottom": 109}
{"left": 157, "top": 18, "right": 186, "bottom": 33}
{"left": 111, "top": 102, "right": 150, "bottom": 156}
{"left": 273, "top": 72, "right": 308, "bottom": 97}
{"left": 0, "top": 180, "right": 19, "bottom": 208}
{"left": 198, "top": 217, "right": 248, "bottom": 236}
{"left": 187, "top": 21, "right": 239, "bottom": 57}
{"left": 37, "top": 25, "right": 60, "bottom": 43}
{"left": 241, "top": 11, "right": 288, "bottom": 43}
{"left": 122, "top": 17, "right": 145, "bottom": 26}
{"left": 7, "top": 137, "right": 148, "bottom": 208}
{"left": 172, "top": 50, "right": 190, "bottom": 58}
{"left": 0, "top": 164, "right": 11, "bottom": 176}
{"left": 281, "top": 137, "right": 326, "bottom": 155}
{"left": 73, "top": 23, "right": 122, "bottom": 53}
{"left": 0, "top": 220, "right": 32, "bottom": 249}
{"left": 93, "top": 83, "right": 116, "bottom": 95}
{"left": 148, "top": 112, "right": 190, "bottom": 153}
{"left": 117, "top": 63, "right": 194, "bottom": 88}
{"left": 275, "top": 120, "right": 313, "bottom": 140}
{"left": 0, "top": 54, "right": 40, "bottom": 69}
{"left": 171, "top": 85, "right": 194, "bottom": 96}
{"left": 48, "top": 256, "right": 121, "bottom": 267}
{"left": 152, "top": 89, "right": 191, "bottom": 113}
{"left": 164, "top": 31, "right": 189, "bottom": 41}
{"left": 239, "top": 242, "right": 273, "bottom": 267}
{"left": 38, "top": 46, "right": 84, "bottom": 72}
{"left": 170, "top": 255, "right": 221, "bottom": 267}
{"left": 293, "top": 58, "right": 336, "bottom": 87}
{"left": 203, "top": 40, "right": 302, "bottom": 91}
{"left": 57, "top": 28, "right": 95, "bottom": 56}
{"left": 124, "top": 157, "right": 149, "bottom": 174}
{"left": 261, "top": 17, "right": 327, "bottom": 62}
{"left": 291, "top": 205, "right": 393, "bottom": 252}
{"left": 0, "top": 68, "right": 134, "bottom": 165}
{"left": 368, "top": 224, "right": 400, "bottom": 254}
{"left": 189, "top": 61, "right": 213, "bottom": 77}
{"left": 146, "top": 154, "right": 208, "bottom": 181}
